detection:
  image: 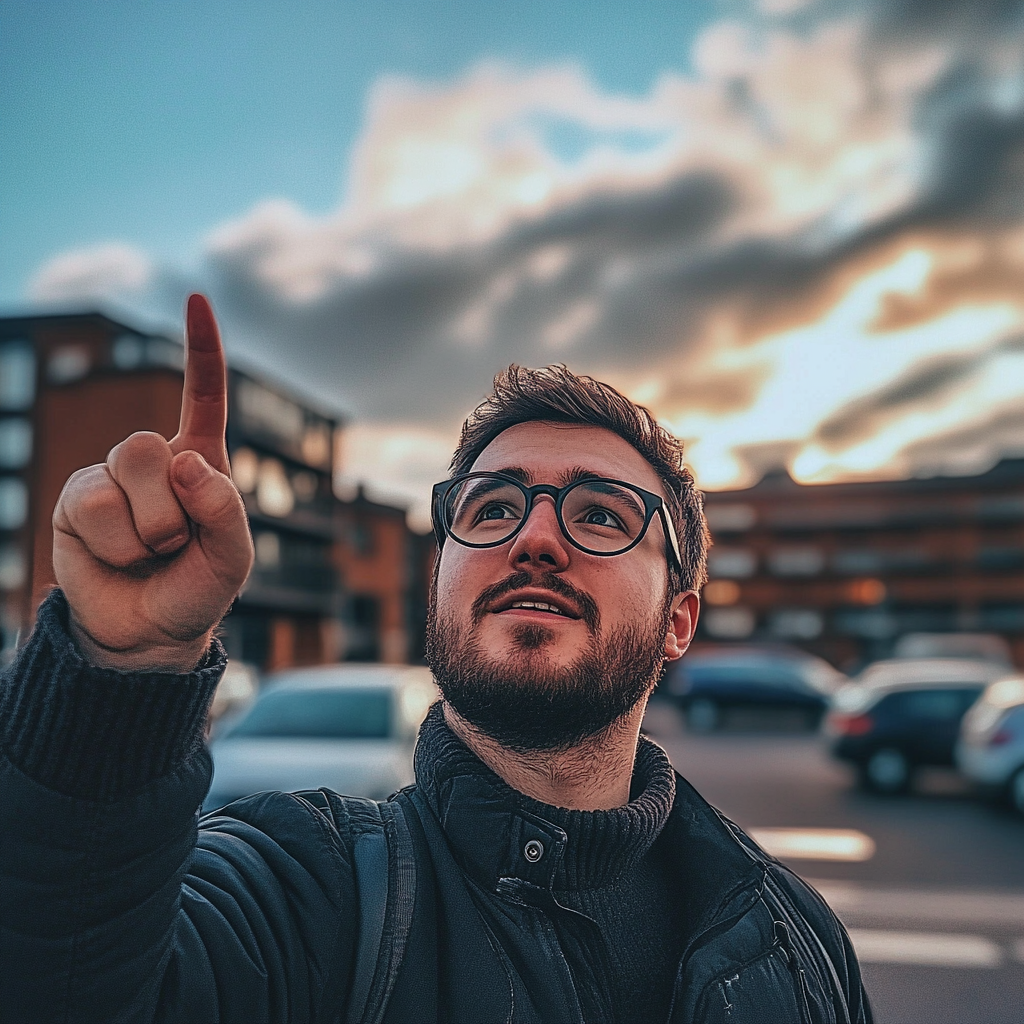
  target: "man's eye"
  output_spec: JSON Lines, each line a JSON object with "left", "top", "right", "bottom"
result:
{"left": 581, "top": 507, "right": 624, "bottom": 529}
{"left": 480, "top": 503, "right": 516, "bottom": 521}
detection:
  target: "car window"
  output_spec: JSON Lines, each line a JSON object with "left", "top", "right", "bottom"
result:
{"left": 684, "top": 662, "right": 807, "bottom": 690}
{"left": 882, "top": 688, "right": 981, "bottom": 720}
{"left": 229, "top": 688, "right": 392, "bottom": 739}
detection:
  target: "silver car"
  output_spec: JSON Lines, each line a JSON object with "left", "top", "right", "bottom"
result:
{"left": 956, "top": 675, "right": 1024, "bottom": 815}
{"left": 204, "top": 664, "right": 438, "bottom": 811}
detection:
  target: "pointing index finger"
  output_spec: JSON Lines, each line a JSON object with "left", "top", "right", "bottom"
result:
{"left": 172, "top": 294, "right": 230, "bottom": 473}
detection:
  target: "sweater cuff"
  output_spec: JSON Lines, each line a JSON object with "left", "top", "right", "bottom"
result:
{"left": 0, "top": 589, "right": 226, "bottom": 801}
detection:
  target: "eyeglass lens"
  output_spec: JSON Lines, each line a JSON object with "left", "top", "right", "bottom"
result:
{"left": 444, "top": 475, "right": 649, "bottom": 553}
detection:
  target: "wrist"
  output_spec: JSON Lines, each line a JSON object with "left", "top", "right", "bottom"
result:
{"left": 68, "top": 616, "right": 213, "bottom": 674}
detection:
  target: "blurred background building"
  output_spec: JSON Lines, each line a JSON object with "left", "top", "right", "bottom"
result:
{"left": 701, "top": 462, "right": 1024, "bottom": 670}
{"left": 0, "top": 311, "right": 433, "bottom": 668}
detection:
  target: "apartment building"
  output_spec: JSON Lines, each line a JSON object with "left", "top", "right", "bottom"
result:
{"left": 700, "top": 460, "right": 1024, "bottom": 669}
{"left": 0, "top": 311, "right": 346, "bottom": 668}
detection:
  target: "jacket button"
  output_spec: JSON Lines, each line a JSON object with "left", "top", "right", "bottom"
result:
{"left": 523, "top": 839, "right": 544, "bottom": 863}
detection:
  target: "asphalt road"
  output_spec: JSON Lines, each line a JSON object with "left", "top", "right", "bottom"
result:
{"left": 644, "top": 699, "right": 1024, "bottom": 1024}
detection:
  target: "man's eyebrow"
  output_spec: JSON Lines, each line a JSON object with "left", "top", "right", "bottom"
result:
{"left": 560, "top": 466, "right": 602, "bottom": 486}
{"left": 490, "top": 466, "right": 531, "bottom": 484}
{"left": 489, "top": 466, "right": 605, "bottom": 487}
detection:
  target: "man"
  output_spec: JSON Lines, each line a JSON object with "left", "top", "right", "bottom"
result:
{"left": 0, "top": 296, "right": 871, "bottom": 1023}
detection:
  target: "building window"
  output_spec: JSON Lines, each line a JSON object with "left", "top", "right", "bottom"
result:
{"left": 706, "top": 503, "right": 756, "bottom": 532}
{"left": 301, "top": 423, "right": 332, "bottom": 469}
{"left": 256, "top": 458, "right": 295, "bottom": 517}
{"left": 145, "top": 338, "right": 184, "bottom": 370}
{"left": 0, "top": 340, "right": 35, "bottom": 410}
{"left": 46, "top": 345, "right": 91, "bottom": 384}
{"left": 833, "top": 608, "right": 897, "bottom": 639}
{"left": 703, "top": 580, "right": 741, "bottom": 606}
{"left": 254, "top": 531, "right": 281, "bottom": 568}
{"left": 703, "top": 607, "right": 756, "bottom": 639}
{"left": 0, "top": 419, "right": 32, "bottom": 469}
{"left": 979, "top": 605, "right": 1024, "bottom": 632}
{"left": 0, "top": 477, "right": 28, "bottom": 530}
{"left": 832, "top": 550, "right": 883, "bottom": 575}
{"left": 350, "top": 521, "right": 374, "bottom": 556}
{"left": 707, "top": 548, "right": 756, "bottom": 579}
{"left": 112, "top": 334, "right": 145, "bottom": 369}
{"left": 768, "top": 546, "right": 824, "bottom": 576}
{"left": 237, "top": 379, "right": 304, "bottom": 447}
{"left": 292, "top": 470, "right": 318, "bottom": 503}
{"left": 231, "top": 447, "right": 259, "bottom": 493}
{"left": 770, "top": 609, "right": 824, "bottom": 639}
{"left": 0, "top": 543, "right": 26, "bottom": 590}
{"left": 976, "top": 546, "right": 1024, "bottom": 572}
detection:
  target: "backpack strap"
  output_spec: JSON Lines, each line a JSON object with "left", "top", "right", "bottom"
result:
{"left": 343, "top": 796, "right": 417, "bottom": 1024}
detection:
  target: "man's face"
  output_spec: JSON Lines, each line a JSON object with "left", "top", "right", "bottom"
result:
{"left": 427, "top": 421, "right": 697, "bottom": 750}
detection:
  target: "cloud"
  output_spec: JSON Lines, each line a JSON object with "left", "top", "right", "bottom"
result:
{"left": 25, "top": 0, "right": 1024, "bottom": 514}
{"left": 29, "top": 243, "right": 153, "bottom": 304}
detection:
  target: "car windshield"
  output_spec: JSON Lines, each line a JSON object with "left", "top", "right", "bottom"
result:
{"left": 684, "top": 660, "right": 808, "bottom": 690}
{"left": 228, "top": 688, "right": 392, "bottom": 739}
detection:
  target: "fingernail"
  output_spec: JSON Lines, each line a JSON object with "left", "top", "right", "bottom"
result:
{"left": 175, "top": 452, "right": 207, "bottom": 487}
{"left": 154, "top": 532, "right": 189, "bottom": 555}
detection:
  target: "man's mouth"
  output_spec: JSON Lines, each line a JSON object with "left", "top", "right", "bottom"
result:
{"left": 489, "top": 592, "right": 582, "bottom": 619}
{"left": 471, "top": 571, "right": 599, "bottom": 630}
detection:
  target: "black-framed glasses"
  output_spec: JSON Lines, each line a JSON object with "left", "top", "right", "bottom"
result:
{"left": 431, "top": 472, "right": 682, "bottom": 572}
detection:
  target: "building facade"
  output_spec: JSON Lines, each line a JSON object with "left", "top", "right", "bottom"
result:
{"left": 0, "top": 311, "right": 348, "bottom": 669}
{"left": 334, "top": 486, "right": 436, "bottom": 665}
{"left": 700, "top": 460, "right": 1024, "bottom": 670}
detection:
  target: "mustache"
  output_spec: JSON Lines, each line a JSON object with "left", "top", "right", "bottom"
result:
{"left": 471, "top": 570, "right": 601, "bottom": 632}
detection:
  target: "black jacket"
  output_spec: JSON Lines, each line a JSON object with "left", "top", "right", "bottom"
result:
{"left": 0, "top": 592, "right": 871, "bottom": 1023}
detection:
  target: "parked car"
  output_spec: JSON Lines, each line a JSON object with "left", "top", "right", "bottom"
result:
{"left": 204, "top": 664, "right": 438, "bottom": 811}
{"left": 893, "top": 632, "right": 1012, "bottom": 666}
{"left": 825, "top": 658, "right": 1007, "bottom": 794}
{"left": 661, "top": 646, "right": 845, "bottom": 732}
{"left": 956, "top": 675, "right": 1024, "bottom": 815}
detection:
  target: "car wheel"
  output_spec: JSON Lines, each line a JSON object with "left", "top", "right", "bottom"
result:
{"left": 858, "top": 747, "right": 912, "bottom": 794}
{"left": 687, "top": 698, "right": 720, "bottom": 734}
{"left": 1009, "top": 767, "right": 1024, "bottom": 817}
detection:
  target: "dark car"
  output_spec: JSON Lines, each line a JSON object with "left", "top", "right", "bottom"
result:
{"left": 825, "top": 658, "right": 1007, "bottom": 794}
{"left": 661, "top": 647, "right": 845, "bottom": 732}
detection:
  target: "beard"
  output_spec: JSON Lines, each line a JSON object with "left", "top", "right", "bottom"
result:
{"left": 425, "top": 569, "right": 671, "bottom": 752}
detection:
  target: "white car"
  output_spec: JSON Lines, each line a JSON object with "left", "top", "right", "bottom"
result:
{"left": 956, "top": 675, "right": 1024, "bottom": 815}
{"left": 204, "top": 664, "right": 438, "bottom": 811}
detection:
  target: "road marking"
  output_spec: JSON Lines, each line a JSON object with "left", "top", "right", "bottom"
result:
{"left": 847, "top": 929, "right": 1004, "bottom": 968}
{"left": 810, "top": 879, "right": 1024, "bottom": 928}
{"left": 1013, "top": 939, "right": 1024, "bottom": 964}
{"left": 749, "top": 827, "right": 876, "bottom": 862}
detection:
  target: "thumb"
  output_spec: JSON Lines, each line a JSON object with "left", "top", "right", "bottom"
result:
{"left": 170, "top": 450, "right": 254, "bottom": 586}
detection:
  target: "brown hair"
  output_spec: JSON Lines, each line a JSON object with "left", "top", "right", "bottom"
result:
{"left": 449, "top": 364, "right": 709, "bottom": 592}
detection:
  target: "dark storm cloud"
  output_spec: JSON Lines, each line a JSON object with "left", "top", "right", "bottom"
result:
{"left": 208, "top": 169, "right": 737, "bottom": 421}
{"left": 814, "top": 334, "right": 1024, "bottom": 450}
{"left": 898, "top": 402, "right": 1024, "bottom": 478}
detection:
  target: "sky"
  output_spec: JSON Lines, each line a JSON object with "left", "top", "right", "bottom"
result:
{"left": 5, "top": 0, "right": 1024, "bottom": 527}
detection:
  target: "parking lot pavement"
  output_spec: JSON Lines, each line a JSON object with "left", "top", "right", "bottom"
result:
{"left": 644, "top": 698, "right": 1024, "bottom": 1024}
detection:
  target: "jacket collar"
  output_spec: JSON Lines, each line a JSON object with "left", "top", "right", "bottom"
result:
{"left": 413, "top": 702, "right": 677, "bottom": 892}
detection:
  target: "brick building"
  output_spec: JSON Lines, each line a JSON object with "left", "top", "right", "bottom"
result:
{"left": 700, "top": 459, "right": 1024, "bottom": 670}
{"left": 334, "top": 486, "right": 436, "bottom": 665}
{"left": 0, "top": 311, "right": 347, "bottom": 669}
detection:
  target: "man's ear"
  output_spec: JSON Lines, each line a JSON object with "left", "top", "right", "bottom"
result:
{"left": 664, "top": 591, "right": 700, "bottom": 662}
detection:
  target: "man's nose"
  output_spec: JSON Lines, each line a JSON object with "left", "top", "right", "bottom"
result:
{"left": 506, "top": 496, "right": 571, "bottom": 571}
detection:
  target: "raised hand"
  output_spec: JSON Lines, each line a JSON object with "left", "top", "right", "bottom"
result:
{"left": 53, "top": 295, "right": 254, "bottom": 672}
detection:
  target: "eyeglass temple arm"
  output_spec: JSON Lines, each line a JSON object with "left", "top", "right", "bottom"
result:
{"left": 659, "top": 506, "right": 683, "bottom": 574}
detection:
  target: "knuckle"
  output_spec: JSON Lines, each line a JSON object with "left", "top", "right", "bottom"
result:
{"left": 56, "top": 466, "right": 116, "bottom": 522}
{"left": 108, "top": 431, "right": 170, "bottom": 471}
